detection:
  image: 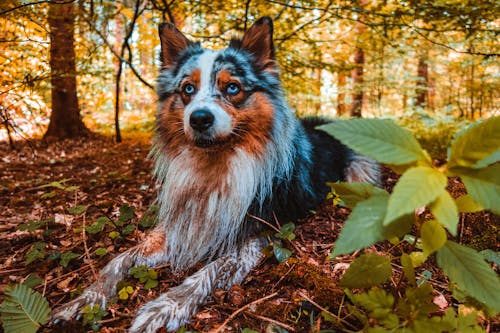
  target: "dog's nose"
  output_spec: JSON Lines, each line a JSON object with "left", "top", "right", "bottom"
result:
{"left": 189, "top": 109, "right": 214, "bottom": 132}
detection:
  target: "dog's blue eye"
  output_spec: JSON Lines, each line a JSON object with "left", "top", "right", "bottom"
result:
{"left": 226, "top": 83, "right": 240, "bottom": 95}
{"left": 183, "top": 83, "right": 196, "bottom": 95}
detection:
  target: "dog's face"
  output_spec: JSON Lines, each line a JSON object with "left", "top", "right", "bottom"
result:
{"left": 156, "top": 17, "right": 283, "bottom": 157}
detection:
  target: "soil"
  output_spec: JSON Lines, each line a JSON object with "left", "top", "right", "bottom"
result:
{"left": 0, "top": 135, "right": 498, "bottom": 333}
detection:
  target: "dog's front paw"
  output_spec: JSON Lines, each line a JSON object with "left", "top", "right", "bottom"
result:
{"left": 129, "top": 294, "right": 194, "bottom": 333}
{"left": 51, "top": 288, "right": 107, "bottom": 323}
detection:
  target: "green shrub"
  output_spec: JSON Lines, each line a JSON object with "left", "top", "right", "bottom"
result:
{"left": 318, "top": 116, "right": 499, "bottom": 331}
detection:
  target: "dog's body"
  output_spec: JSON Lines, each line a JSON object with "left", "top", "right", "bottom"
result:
{"left": 52, "top": 17, "right": 379, "bottom": 332}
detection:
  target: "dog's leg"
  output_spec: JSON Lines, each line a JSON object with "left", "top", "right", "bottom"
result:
{"left": 51, "top": 230, "right": 167, "bottom": 322}
{"left": 129, "top": 237, "right": 266, "bottom": 333}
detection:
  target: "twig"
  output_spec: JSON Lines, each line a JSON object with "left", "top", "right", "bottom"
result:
{"left": 274, "top": 262, "right": 296, "bottom": 289}
{"left": 42, "top": 274, "right": 48, "bottom": 296}
{"left": 212, "top": 292, "right": 278, "bottom": 333}
{"left": 297, "top": 291, "right": 357, "bottom": 330}
{"left": 248, "top": 214, "right": 304, "bottom": 256}
{"left": 244, "top": 312, "right": 295, "bottom": 331}
{"left": 248, "top": 214, "right": 280, "bottom": 233}
{"left": 0, "top": 0, "right": 76, "bottom": 16}
{"left": 81, "top": 214, "right": 102, "bottom": 293}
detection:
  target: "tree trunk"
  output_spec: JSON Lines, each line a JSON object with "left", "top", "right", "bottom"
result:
{"left": 114, "top": 6, "right": 124, "bottom": 143}
{"left": 350, "top": 0, "right": 368, "bottom": 118}
{"left": 415, "top": 50, "right": 429, "bottom": 108}
{"left": 45, "top": 1, "right": 89, "bottom": 139}
{"left": 336, "top": 70, "right": 347, "bottom": 116}
{"left": 350, "top": 47, "right": 364, "bottom": 118}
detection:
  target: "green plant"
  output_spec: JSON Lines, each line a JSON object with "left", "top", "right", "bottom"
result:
{"left": 19, "top": 217, "right": 54, "bottom": 232}
{"left": 318, "top": 117, "right": 499, "bottom": 328}
{"left": 130, "top": 265, "right": 159, "bottom": 290}
{"left": 25, "top": 242, "right": 47, "bottom": 265}
{"left": 139, "top": 204, "right": 159, "bottom": 229}
{"left": 36, "top": 179, "right": 80, "bottom": 199}
{"left": 0, "top": 284, "right": 51, "bottom": 333}
{"left": 85, "top": 204, "right": 136, "bottom": 237}
{"left": 263, "top": 222, "right": 296, "bottom": 263}
{"left": 118, "top": 285, "right": 135, "bottom": 300}
{"left": 82, "top": 304, "right": 105, "bottom": 331}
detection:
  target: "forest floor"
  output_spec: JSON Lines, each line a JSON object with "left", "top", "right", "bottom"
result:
{"left": 0, "top": 135, "right": 498, "bottom": 333}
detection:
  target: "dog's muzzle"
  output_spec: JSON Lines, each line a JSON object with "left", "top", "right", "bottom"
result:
{"left": 189, "top": 109, "right": 219, "bottom": 147}
{"left": 189, "top": 109, "right": 214, "bottom": 133}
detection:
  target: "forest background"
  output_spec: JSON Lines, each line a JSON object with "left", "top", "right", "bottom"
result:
{"left": 1, "top": 0, "right": 498, "bottom": 143}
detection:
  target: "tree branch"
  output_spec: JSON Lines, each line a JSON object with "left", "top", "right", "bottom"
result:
{"left": 0, "top": 0, "right": 76, "bottom": 16}
{"left": 81, "top": 15, "right": 154, "bottom": 90}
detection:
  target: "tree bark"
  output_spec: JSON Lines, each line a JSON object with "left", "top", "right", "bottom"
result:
{"left": 336, "top": 70, "right": 347, "bottom": 116}
{"left": 415, "top": 50, "right": 429, "bottom": 108}
{"left": 350, "top": 47, "right": 364, "bottom": 118}
{"left": 45, "top": 1, "right": 89, "bottom": 139}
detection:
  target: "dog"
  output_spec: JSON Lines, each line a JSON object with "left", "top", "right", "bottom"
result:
{"left": 52, "top": 17, "right": 380, "bottom": 332}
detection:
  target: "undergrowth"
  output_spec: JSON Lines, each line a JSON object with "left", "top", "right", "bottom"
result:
{"left": 318, "top": 116, "right": 499, "bottom": 332}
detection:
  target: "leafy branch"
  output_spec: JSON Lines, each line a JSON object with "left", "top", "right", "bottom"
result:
{"left": 318, "top": 116, "right": 500, "bottom": 322}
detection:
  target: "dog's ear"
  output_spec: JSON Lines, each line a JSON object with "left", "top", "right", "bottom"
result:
{"left": 159, "top": 23, "right": 191, "bottom": 69}
{"left": 239, "top": 16, "right": 275, "bottom": 69}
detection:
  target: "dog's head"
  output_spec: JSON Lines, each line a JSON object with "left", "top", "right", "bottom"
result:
{"left": 156, "top": 17, "right": 284, "bottom": 156}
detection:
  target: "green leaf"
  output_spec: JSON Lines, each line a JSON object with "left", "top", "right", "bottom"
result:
{"left": 400, "top": 283, "right": 438, "bottom": 320}
{"left": 339, "top": 253, "right": 392, "bottom": 288}
{"left": 331, "top": 195, "right": 387, "bottom": 257}
{"left": 144, "top": 279, "right": 158, "bottom": 290}
{"left": 82, "top": 304, "right": 104, "bottom": 329}
{"left": 458, "top": 165, "right": 500, "bottom": 214}
{"left": 108, "top": 231, "right": 120, "bottom": 239}
{"left": 118, "top": 286, "right": 134, "bottom": 300}
{"left": 86, "top": 216, "right": 110, "bottom": 234}
{"left": 118, "top": 288, "right": 129, "bottom": 300}
{"left": 457, "top": 311, "right": 485, "bottom": 333}
{"left": 429, "top": 191, "right": 458, "bottom": 235}
{"left": 409, "top": 251, "right": 426, "bottom": 268}
{"left": 22, "top": 274, "right": 43, "bottom": 289}
{"left": 346, "top": 288, "right": 397, "bottom": 327}
{"left": 40, "top": 191, "right": 56, "bottom": 199}
{"left": 384, "top": 166, "right": 447, "bottom": 225}
{"left": 421, "top": 220, "right": 447, "bottom": 256}
{"left": 327, "top": 182, "right": 388, "bottom": 209}
{"left": 242, "top": 329, "right": 259, "bottom": 333}
{"left": 59, "top": 252, "right": 80, "bottom": 267}
{"left": 317, "top": 118, "right": 427, "bottom": 165}
{"left": 117, "top": 204, "right": 135, "bottom": 225}
{"left": 64, "top": 185, "right": 80, "bottom": 192}
{"left": 121, "top": 224, "right": 136, "bottom": 236}
{"left": 25, "top": 242, "right": 47, "bottom": 265}
{"left": 401, "top": 253, "right": 416, "bottom": 287}
{"left": 448, "top": 117, "right": 500, "bottom": 169}
{"left": 94, "top": 248, "right": 108, "bottom": 256}
{"left": 437, "top": 241, "right": 500, "bottom": 311}
{"left": 0, "top": 284, "right": 51, "bottom": 333}
{"left": 273, "top": 245, "right": 292, "bottom": 263}
{"left": 68, "top": 205, "right": 87, "bottom": 215}
{"left": 454, "top": 194, "right": 484, "bottom": 213}
{"left": 36, "top": 179, "right": 70, "bottom": 189}
{"left": 276, "top": 222, "right": 296, "bottom": 240}
{"left": 147, "top": 269, "right": 158, "bottom": 280}
{"left": 19, "top": 218, "right": 52, "bottom": 232}
{"left": 480, "top": 249, "right": 500, "bottom": 266}
{"left": 331, "top": 194, "right": 412, "bottom": 257}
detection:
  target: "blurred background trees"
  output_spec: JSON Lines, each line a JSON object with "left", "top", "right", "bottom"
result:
{"left": 0, "top": 0, "right": 498, "bottom": 142}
